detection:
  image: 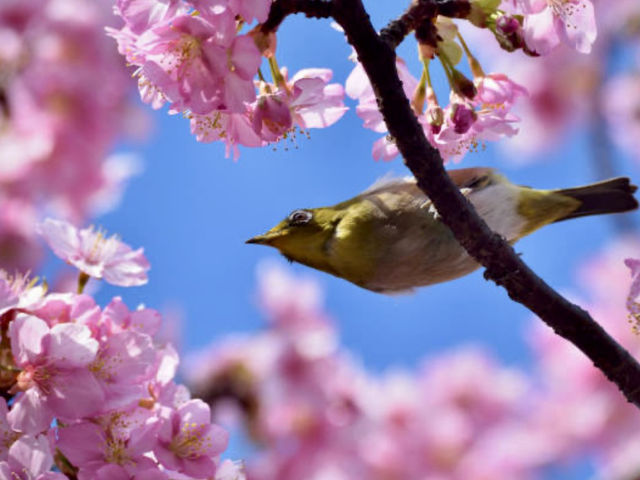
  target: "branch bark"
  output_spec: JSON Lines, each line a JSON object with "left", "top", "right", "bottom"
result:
{"left": 263, "top": 0, "right": 640, "bottom": 407}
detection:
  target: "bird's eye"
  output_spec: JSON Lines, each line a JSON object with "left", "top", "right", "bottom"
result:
{"left": 288, "top": 209, "right": 313, "bottom": 226}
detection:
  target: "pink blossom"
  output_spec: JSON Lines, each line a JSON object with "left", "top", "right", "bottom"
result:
{"left": 190, "top": 110, "right": 264, "bottom": 160}
{"left": 100, "top": 297, "right": 162, "bottom": 337}
{"left": 522, "top": 0, "right": 597, "bottom": 54}
{"left": 90, "top": 331, "right": 157, "bottom": 412}
{"left": 288, "top": 69, "right": 348, "bottom": 130}
{"left": 252, "top": 94, "right": 294, "bottom": 142}
{"left": 8, "top": 314, "right": 103, "bottom": 433}
{"left": 38, "top": 218, "right": 150, "bottom": 287}
{"left": 57, "top": 412, "right": 160, "bottom": 480}
{"left": 154, "top": 399, "right": 229, "bottom": 477}
{"left": 111, "top": 9, "right": 260, "bottom": 115}
{"left": 0, "top": 434, "right": 55, "bottom": 480}
{"left": 474, "top": 73, "right": 528, "bottom": 109}
{"left": 251, "top": 68, "right": 347, "bottom": 143}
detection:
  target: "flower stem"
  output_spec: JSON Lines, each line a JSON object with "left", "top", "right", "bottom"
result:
{"left": 457, "top": 32, "right": 484, "bottom": 77}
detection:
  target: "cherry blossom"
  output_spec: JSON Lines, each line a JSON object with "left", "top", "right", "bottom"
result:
{"left": 38, "top": 218, "right": 150, "bottom": 287}
{"left": 8, "top": 314, "right": 102, "bottom": 434}
{"left": 154, "top": 399, "right": 229, "bottom": 477}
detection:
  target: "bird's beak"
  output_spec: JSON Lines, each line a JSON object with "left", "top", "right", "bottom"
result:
{"left": 245, "top": 231, "right": 282, "bottom": 246}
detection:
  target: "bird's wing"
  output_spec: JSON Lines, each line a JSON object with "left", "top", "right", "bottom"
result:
{"left": 359, "top": 175, "right": 421, "bottom": 198}
{"left": 359, "top": 167, "right": 496, "bottom": 202}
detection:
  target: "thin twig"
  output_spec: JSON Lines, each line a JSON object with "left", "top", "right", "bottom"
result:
{"left": 380, "top": 0, "right": 470, "bottom": 49}
{"left": 260, "top": 0, "right": 333, "bottom": 33}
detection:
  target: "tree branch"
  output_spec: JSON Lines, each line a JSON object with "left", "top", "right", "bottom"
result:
{"left": 331, "top": 0, "right": 640, "bottom": 407}
{"left": 380, "top": 0, "right": 471, "bottom": 49}
{"left": 260, "top": 0, "right": 333, "bottom": 33}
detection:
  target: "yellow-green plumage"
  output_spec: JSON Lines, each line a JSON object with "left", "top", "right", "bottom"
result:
{"left": 247, "top": 168, "right": 637, "bottom": 294}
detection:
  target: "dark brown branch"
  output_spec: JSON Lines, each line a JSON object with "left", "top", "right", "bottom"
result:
{"left": 260, "top": 0, "right": 333, "bottom": 33}
{"left": 380, "top": 0, "right": 470, "bottom": 49}
{"left": 331, "top": 0, "right": 640, "bottom": 407}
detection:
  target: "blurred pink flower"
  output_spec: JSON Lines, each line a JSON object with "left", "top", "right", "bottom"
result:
{"left": 602, "top": 74, "right": 640, "bottom": 162}
{"left": 521, "top": 0, "right": 597, "bottom": 54}
{"left": 38, "top": 218, "right": 150, "bottom": 287}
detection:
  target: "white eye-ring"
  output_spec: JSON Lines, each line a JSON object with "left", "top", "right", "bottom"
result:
{"left": 288, "top": 209, "right": 313, "bottom": 226}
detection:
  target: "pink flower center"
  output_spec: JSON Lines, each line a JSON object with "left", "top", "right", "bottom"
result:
{"left": 16, "top": 364, "right": 52, "bottom": 393}
{"left": 170, "top": 422, "right": 212, "bottom": 459}
{"left": 104, "top": 436, "right": 132, "bottom": 465}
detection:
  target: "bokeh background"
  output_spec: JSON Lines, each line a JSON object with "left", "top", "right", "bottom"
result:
{"left": 5, "top": 0, "right": 640, "bottom": 478}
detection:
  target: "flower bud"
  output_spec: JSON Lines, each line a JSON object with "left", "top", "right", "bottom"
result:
{"left": 496, "top": 14, "right": 520, "bottom": 35}
{"left": 451, "top": 68, "right": 477, "bottom": 99}
{"left": 451, "top": 103, "right": 476, "bottom": 134}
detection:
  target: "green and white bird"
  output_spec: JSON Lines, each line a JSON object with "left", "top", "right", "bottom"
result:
{"left": 247, "top": 167, "right": 638, "bottom": 293}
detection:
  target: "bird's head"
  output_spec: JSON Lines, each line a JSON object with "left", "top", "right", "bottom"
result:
{"left": 246, "top": 207, "right": 342, "bottom": 273}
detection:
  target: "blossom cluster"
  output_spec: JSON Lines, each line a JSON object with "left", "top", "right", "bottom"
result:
{"left": 109, "top": 0, "right": 600, "bottom": 163}
{"left": 187, "top": 244, "right": 640, "bottom": 480}
{"left": 0, "top": 218, "right": 243, "bottom": 480}
{"left": 345, "top": 0, "right": 600, "bottom": 163}
{"left": 0, "top": 0, "right": 140, "bottom": 273}
{"left": 346, "top": 59, "right": 527, "bottom": 162}
{"left": 109, "top": 0, "right": 347, "bottom": 159}
{"left": 465, "top": 0, "right": 640, "bottom": 161}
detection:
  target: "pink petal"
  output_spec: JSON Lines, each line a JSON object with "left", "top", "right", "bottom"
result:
{"left": 56, "top": 422, "right": 105, "bottom": 467}
{"left": 230, "top": 35, "right": 261, "bottom": 80}
{"left": 556, "top": 0, "right": 597, "bottom": 54}
{"left": 523, "top": 8, "right": 559, "bottom": 55}
{"left": 103, "top": 247, "right": 150, "bottom": 287}
{"left": 8, "top": 435, "right": 53, "bottom": 477}
{"left": 8, "top": 389, "right": 53, "bottom": 435}
{"left": 37, "top": 219, "right": 80, "bottom": 264}
{"left": 10, "top": 315, "right": 47, "bottom": 366}
{"left": 47, "top": 323, "right": 98, "bottom": 368}
{"left": 46, "top": 369, "right": 104, "bottom": 420}
{"left": 372, "top": 136, "right": 399, "bottom": 161}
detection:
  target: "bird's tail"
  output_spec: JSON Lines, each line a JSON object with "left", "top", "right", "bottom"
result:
{"left": 552, "top": 177, "right": 638, "bottom": 222}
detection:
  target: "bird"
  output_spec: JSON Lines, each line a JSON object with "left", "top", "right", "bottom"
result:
{"left": 246, "top": 167, "right": 638, "bottom": 294}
